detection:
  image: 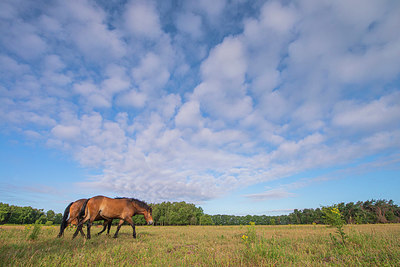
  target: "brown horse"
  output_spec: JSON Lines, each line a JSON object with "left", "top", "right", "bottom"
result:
{"left": 73, "top": 195, "right": 153, "bottom": 239}
{"left": 57, "top": 199, "right": 113, "bottom": 238}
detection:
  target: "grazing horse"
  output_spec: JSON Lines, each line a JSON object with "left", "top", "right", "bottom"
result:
{"left": 73, "top": 195, "right": 153, "bottom": 239}
{"left": 57, "top": 199, "right": 113, "bottom": 238}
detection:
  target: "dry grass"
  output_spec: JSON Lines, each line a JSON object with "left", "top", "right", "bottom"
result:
{"left": 0, "top": 224, "right": 399, "bottom": 266}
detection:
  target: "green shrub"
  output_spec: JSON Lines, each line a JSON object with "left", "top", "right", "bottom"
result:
{"left": 322, "top": 205, "right": 347, "bottom": 246}
{"left": 27, "top": 222, "right": 41, "bottom": 241}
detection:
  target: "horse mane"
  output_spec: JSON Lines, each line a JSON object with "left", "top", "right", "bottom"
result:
{"left": 114, "top": 197, "right": 151, "bottom": 210}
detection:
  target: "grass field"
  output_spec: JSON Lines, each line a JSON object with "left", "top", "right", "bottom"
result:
{"left": 1, "top": 224, "right": 400, "bottom": 266}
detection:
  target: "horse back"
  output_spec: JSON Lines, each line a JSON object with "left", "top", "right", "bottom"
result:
{"left": 91, "top": 196, "right": 134, "bottom": 219}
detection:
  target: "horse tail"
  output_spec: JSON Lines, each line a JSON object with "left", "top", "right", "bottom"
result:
{"left": 58, "top": 202, "right": 73, "bottom": 237}
{"left": 79, "top": 198, "right": 90, "bottom": 220}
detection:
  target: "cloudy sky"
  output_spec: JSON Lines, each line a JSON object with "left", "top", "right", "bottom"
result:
{"left": 1, "top": 0, "right": 399, "bottom": 215}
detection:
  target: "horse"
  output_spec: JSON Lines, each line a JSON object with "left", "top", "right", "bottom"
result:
{"left": 57, "top": 199, "right": 113, "bottom": 238}
{"left": 73, "top": 195, "right": 153, "bottom": 239}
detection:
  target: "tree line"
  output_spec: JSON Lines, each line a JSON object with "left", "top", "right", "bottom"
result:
{"left": 0, "top": 202, "right": 62, "bottom": 225}
{"left": 210, "top": 199, "right": 400, "bottom": 225}
{"left": 1, "top": 199, "right": 399, "bottom": 226}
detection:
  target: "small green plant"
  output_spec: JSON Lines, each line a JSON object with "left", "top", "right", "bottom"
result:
{"left": 322, "top": 206, "right": 347, "bottom": 247}
{"left": 240, "top": 222, "right": 285, "bottom": 264}
{"left": 27, "top": 221, "right": 42, "bottom": 241}
{"left": 246, "top": 221, "right": 257, "bottom": 242}
{"left": 241, "top": 222, "right": 256, "bottom": 247}
{"left": 241, "top": 222, "right": 257, "bottom": 260}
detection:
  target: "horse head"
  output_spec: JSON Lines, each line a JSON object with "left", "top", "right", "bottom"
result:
{"left": 143, "top": 207, "right": 154, "bottom": 225}
{"left": 130, "top": 198, "right": 154, "bottom": 225}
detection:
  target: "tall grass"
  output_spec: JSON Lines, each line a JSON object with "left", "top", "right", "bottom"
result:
{"left": 0, "top": 224, "right": 399, "bottom": 266}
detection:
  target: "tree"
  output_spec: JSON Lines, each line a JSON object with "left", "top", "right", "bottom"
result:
{"left": 151, "top": 201, "right": 204, "bottom": 225}
{"left": 46, "top": 210, "right": 55, "bottom": 222}
{"left": 133, "top": 215, "right": 146, "bottom": 225}
{"left": 54, "top": 213, "right": 63, "bottom": 224}
{"left": 0, "top": 203, "right": 12, "bottom": 224}
{"left": 199, "top": 214, "right": 213, "bottom": 225}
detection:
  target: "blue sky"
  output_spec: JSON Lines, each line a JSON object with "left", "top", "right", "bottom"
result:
{"left": 1, "top": 0, "right": 399, "bottom": 215}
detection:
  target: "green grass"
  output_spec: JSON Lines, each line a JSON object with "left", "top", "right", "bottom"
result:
{"left": 0, "top": 224, "right": 399, "bottom": 266}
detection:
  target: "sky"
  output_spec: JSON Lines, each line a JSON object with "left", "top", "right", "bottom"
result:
{"left": 0, "top": 0, "right": 400, "bottom": 216}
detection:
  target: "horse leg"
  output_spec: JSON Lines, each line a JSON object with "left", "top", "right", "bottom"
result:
{"left": 113, "top": 220, "right": 124, "bottom": 238}
{"left": 72, "top": 225, "right": 83, "bottom": 239}
{"left": 79, "top": 227, "right": 85, "bottom": 237}
{"left": 87, "top": 219, "right": 94, "bottom": 239}
{"left": 106, "top": 220, "right": 113, "bottom": 235}
{"left": 87, "top": 217, "right": 96, "bottom": 239}
{"left": 125, "top": 217, "right": 136, "bottom": 239}
{"left": 75, "top": 218, "right": 85, "bottom": 237}
{"left": 72, "top": 216, "right": 90, "bottom": 239}
{"left": 97, "top": 221, "right": 108, "bottom": 236}
{"left": 58, "top": 218, "right": 72, "bottom": 238}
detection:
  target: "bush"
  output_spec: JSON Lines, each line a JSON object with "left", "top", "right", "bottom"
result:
{"left": 322, "top": 206, "right": 347, "bottom": 246}
{"left": 27, "top": 222, "right": 42, "bottom": 241}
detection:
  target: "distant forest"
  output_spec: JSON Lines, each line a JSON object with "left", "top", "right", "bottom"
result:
{"left": 1, "top": 199, "right": 399, "bottom": 226}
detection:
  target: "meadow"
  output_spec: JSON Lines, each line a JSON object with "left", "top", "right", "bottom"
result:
{"left": 1, "top": 224, "right": 399, "bottom": 266}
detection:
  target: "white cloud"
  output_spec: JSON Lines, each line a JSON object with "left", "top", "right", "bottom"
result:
{"left": 24, "top": 130, "right": 42, "bottom": 139}
{"left": 194, "top": 0, "right": 226, "bottom": 22}
{"left": 256, "top": 91, "right": 288, "bottom": 122}
{"left": 156, "top": 94, "right": 181, "bottom": 121}
{"left": 0, "top": 1, "right": 18, "bottom": 20}
{"left": 200, "top": 36, "right": 246, "bottom": 83}
{"left": 260, "top": 1, "right": 297, "bottom": 33}
{"left": 132, "top": 52, "right": 170, "bottom": 92}
{"left": 44, "top": 55, "right": 65, "bottom": 71}
{"left": 101, "top": 64, "right": 130, "bottom": 94}
{"left": 124, "top": 0, "right": 162, "bottom": 38}
{"left": 332, "top": 92, "right": 400, "bottom": 132}
{"left": 37, "top": 15, "right": 62, "bottom": 34}
{"left": 333, "top": 43, "right": 400, "bottom": 84}
{"left": 0, "top": 21, "right": 47, "bottom": 60}
{"left": 192, "top": 128, "right": 246, "bottom": 148}
{"left": 244, "top": 188, "right": 296, "bottom": 201}
{"left": 48, "top": 0, "right": 126, "bottom": 61}
{"left": 73, "top": 81, "right": 111, "bottom": 109}
{"left": 116, "top": 89, "right": 147, "bottom": 109}
{"left": 77, "top": 145, "right": 105, "bottom": 167}
{"left": 51, "top": 125, "right": 81, "bottom": 140}
{"left": 0, "top": 55, "right": 30, "bottom": 77}
{"left": 284, "top": 0, "right": 400, "bottom": 89}
{"left": 175, "top": 101, "right": 203, "bottom": 129}
{"left": 176, "top": 12, "right": 203, "bottom": 39}
{"left": 191, "top": 36, "right": 252, "bottom": 121}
